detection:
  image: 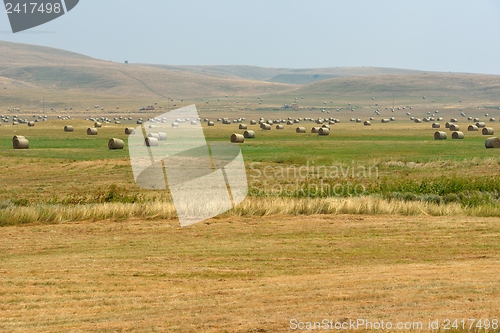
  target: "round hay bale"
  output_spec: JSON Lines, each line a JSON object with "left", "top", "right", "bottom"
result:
{"left": 276, "top": 125, "right": 284, "bottom": 130}
{"left": 27, "top": 121, "right": 35, "bottom": 127}
{"left": 432, "top": 123, "right": 440, "bottom": 128}
{"left": 230, "top": 133, "right": 245, "bottom": 143}
{"left": 311, "top": 127, "right": 321, "bottom": 133}
{"left": 485, "top": 137, "right": 500, "bottom": 148}
{"left": 287, "top": 120, "right": 293, "bottom": 125}
{"left": 250, "top": 120, "right": 257, "bottom": 125}
{"left": 261, "top": 123, "right": 271, "bottom": 130}
{"left": 64, "top": 125, "right": 74, "bottom": 132}
{"left": 144, "top": 137, "right": 159, "bottom": 147}
{"left": 171, "top": 122, "right": 179, "bottom": 128}
{"left": 452, "top": 131, "right": 464, "bottom": 139}
{"left": 476, "top": 122, "right": 486, "bottom": 128}
{"left": 450, "top": 118, "right": 458, "bottom": 123}
{"left": 94, "top": 122, "right": 102, "bottom": 128}
{"left": 318, "top": 128, "right": 330, "bottom": 136}
{"left": 434, "top": 131, "right": 447, "bottom": 140}
{"left": 115, "top": 121, "right": 122, "bottom": 124}
{"left": 473, "top": 118, "right": 480, "bottom": 122}
{"left": 482, "top": 127, "right": 494, "bottom": 135}
{"left": 13, "top": 138, "right": 29, "bottom": 149}
{"left": 12, "top": 121, "right": 19, "bottom": 125}
{"left": 239, "top": 124, "right": 248, "bottom": 130}
{"left": 491, "top": 118, "right": 496, "bottom": 122}
{"left": 449, "top": 124, "right": 460, "bottom": 131}
{"left": 414, "top": 118, "right": 422, "bottom": 123}
{"left": 296, "top": 127, "right": 306, "bottom": 133}
{"left": 208, "top": 121, "right": 215, "bottom": 126}
{"left": 244, "top": 130, "right": 255, "bottom": 138}
{"left": 364, "top": 121, "right": 371, "bottom": 126}
{"left": 157, "top": 132, "right": 167, "bottom": 140}
{"left": 148, "top": 133, "right": 160, "bottom": 140}
{"left": 136, "top": 120, "right": 143, "bottom": 125}
{"left": 125, "top": 127, "right": 135, "bottom": 135}
{"left": 87, "top": 127, "right": 98, "bottom": 135}
{"left": 468, "top": 125, "right": 479, "bottom": 131}
{"left": 12, "top": 135, "right": 25, "bottom": 142}
{"left": 108, "top": 138, "right": 124, "bottom": 150}
{"left": 191, "top": 120, "right": 197, "bottom": 125}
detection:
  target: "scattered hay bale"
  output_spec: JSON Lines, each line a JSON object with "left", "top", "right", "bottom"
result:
{"left": 136, "top": 120, "right": 143, "bottom": 125}
{"left": 171, "top": 122, "right": 179, "bottom": 128}
{"left": 276, "top": 125, "right": 284, "bottom": 130}
{"left": 476, "top": 122, "right": 486, "bottom": 128}
{"left": 13, "top": 138, "right": 29, "bottom": 149}
{"left": 452, "top": 131, "right": 464, "bottom": 139}
{"left": 432, "top": 123, "right": 440, "bottom": 128}
{"left": 449, "top": 124, "right": 460, "bottom": 131}
{"left": 244, "top": 130, "right": 255, "bottom": 138}
{"left": 12, "top": 135, "right": 25, "bottom": 141}
{"left": 230, "top": 133, "right": 245, "bottom": 143}
{"left": 94, "top": 122, "right": 102, "bottom": 128}
{"left": 390, "top": 117, "right": 395, "bottom": 121}
{"left": 434, "top": 131, "right": 447, "bottom": 140}
{"left": 108, "top": 138, "right": 124, "bottom": 150}
{"left": 12, "top": 121, "right": 19, "bottom": 125}
{"left": 311, "top": 127, "right": 321, "bottom": 133}
{"left": 148, "top": 133, "right": 160, "bottom": 140}
{"left": 87, "top": 127, "right": 98, "bottom": 135}
{"left": 250, "top": 120, "right": 257, "bottom": 125}
{"left": 414, "top": 118, "right": 422, "bottom": 123}
{"left": 296, "top": 127, "right": 306, "bottom": 133}
{"left": 145, "top": 137, "right": 159, "bottom": 147}
{"left": 318, "top": 128, "right": 330, "bottom": 136}
{"left": 482, "top": 127, "right": 494, "bottom": 135}
{"left": 468, "top": 125, "right": 479, "bottom": 131}
{"left": 485, "top": 137, "right": 500, "bottom": 148}
{"left": 261, "top": 123, "right": 271, "bottom": 130}
{"left": 27, "top": 121, "right": 35, "bottom": 127}
{"left": 287, "top": 120, "right": 294, "bottom": 125}
{"left": 364, "top": 121, "right": 371, "bottom": 126}
{"left": 490, "top": 118, "right": 496, "bottom": 122}
{"left": 64, "top": 125, "right": 74, "bottom": 132}
{"left": 474, "top": 118, "right": 480, "bottom": 122}
{"left": 125, "top": 127, "right": 135, "bottom": 134}
{"left": 450, "top": 118, "right": 458, "bottom": 122}
{"left": 208, "top": 121, "right": 215, "bottom": 126}
{"left": 115, "top": 121, "right": 122, "bottom": 124}
{"left": 445, "top": 123, "right": 450, "bottom": 128}
{"left": 239, "top": 124, "right": 248, "bottom": 130}
{"left": 157, "top": 132, "right": 167, "bottom": 140}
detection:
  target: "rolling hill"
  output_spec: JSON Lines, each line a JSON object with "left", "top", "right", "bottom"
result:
{"left": 0, "top": 40, "right": 499, "bottom": 111}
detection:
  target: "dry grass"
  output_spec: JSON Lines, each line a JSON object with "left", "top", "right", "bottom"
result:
{"left": 1, "top": 215, "right": 499, "bottom": 332}
{"left": 3, "top": 196, "right": 500, "bottom": 227}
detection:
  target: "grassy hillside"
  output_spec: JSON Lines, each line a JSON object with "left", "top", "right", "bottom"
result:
{"left": 280, "top": 73, "right": 500, "bottom": 106}
{"left": 1, "top": 40, "right": 500, "bottom": 112}
{"left": 0, "top": 41, "right": 297, "bottom": 102}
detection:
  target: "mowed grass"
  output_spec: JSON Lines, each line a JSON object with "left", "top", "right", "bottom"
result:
{"left": 1, "top": 110, "right": 500, "bottom": 222}
{"left": 1, "top": 215, "right": 500, "bottom": 332}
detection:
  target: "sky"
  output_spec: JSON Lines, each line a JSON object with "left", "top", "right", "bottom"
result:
{"left": 1, "top": 0, "right": 500, "bottom": 74}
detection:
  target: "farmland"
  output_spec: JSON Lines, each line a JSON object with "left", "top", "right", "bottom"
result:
{"left": 1, "top": 40, "right": 500, "bottom": 332}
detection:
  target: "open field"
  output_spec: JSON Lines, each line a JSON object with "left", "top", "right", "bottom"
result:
{"left": 1, "top": 215, "right": 500, "bottom": 332}
{"left": 2, "top": 41, "right": 500, "bottom": 332}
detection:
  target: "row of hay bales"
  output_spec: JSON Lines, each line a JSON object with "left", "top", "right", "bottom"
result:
{"left": 434, "top": 130, "right": 500, "bottom": 148}
{"left": 11, "top": 134, "right": 124, "bottom": 150}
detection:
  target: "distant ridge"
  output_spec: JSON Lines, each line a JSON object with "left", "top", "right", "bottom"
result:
{"left": 0, "top": 40, "right": 499, "bottom": 109}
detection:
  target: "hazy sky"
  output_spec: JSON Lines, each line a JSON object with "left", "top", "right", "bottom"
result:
{"left": 1, "top": 0, "right": 500, "bottom": 74}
